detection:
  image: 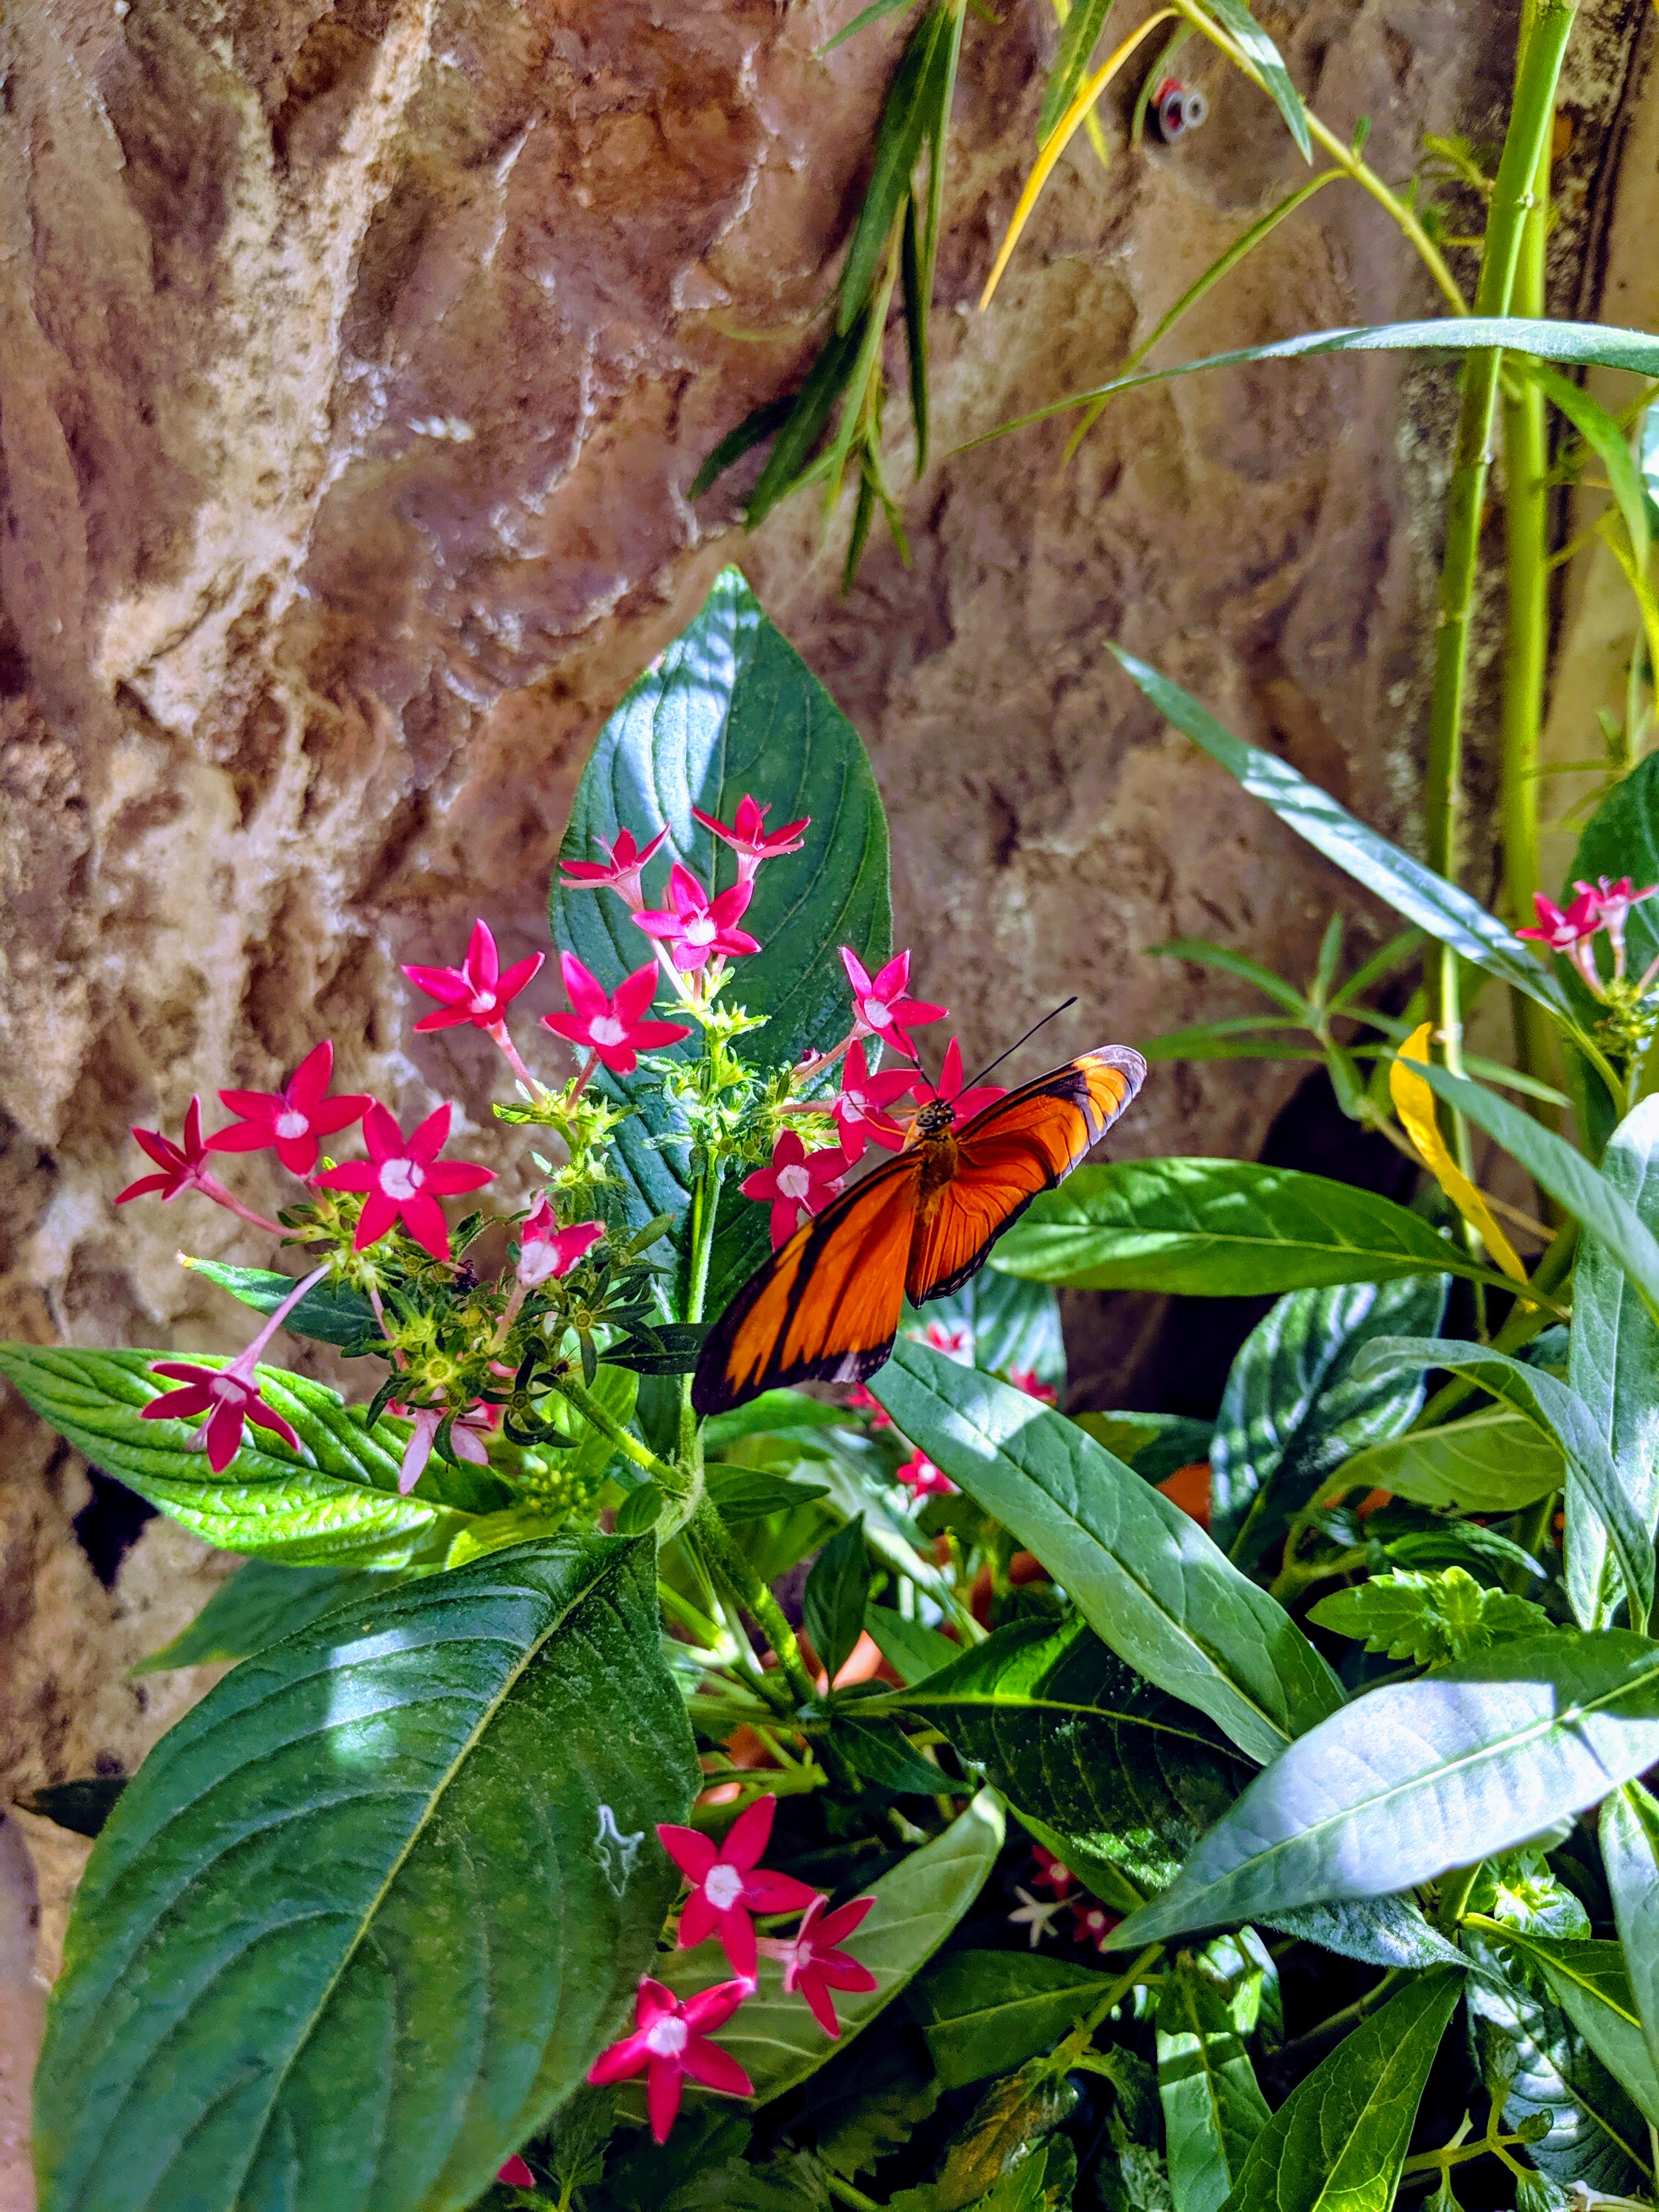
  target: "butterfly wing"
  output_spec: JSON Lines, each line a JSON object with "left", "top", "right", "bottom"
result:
{"left": 905, "top": 1045, "right": 1147, "bottom": 1303}
{"left": 691, "top": 1153, "right": 923, "bottom": 1416}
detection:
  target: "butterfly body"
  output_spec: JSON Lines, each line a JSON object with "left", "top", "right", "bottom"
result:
{"left": 692, "top": 1045, "right": 1146, "bottom": 1415}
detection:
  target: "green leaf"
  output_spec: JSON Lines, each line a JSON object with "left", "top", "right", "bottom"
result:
{"left": 830, "top": 1714, "right": 946, "bottom": 1795}
{"left": 870, "top": 1342, "right": 1342, "bottom": 1767}
{"left": 879, "top": 1618, "right": 1243, "bottom": 1893}
{"left": 185, "top": 1261, "right": 381, "bottom": 1349}
{"left": 1568, "top": 1097, "right": 1659, "bottom": 1629}
{"left": 1103, "top": 651, "right": 1575, "bottom": 1021}
{"left": 0, "top": 1344, "right": 506, "bottom": 1566}
{"left": 1108, "top": 1633, "right": 1659, "bottom": 1950}
{"left": 34, "top": 1537, "right": 698, "bottom": 2212}
{"left": 911, "top": 1952, "right": 1116, "bottom": 2091}
{"left": 641, "top": 1789, "right": 1005, "bottom": 2106}
{"left": 862, "top": 1604, "right": 958, "bottom": 1685}
{"left": 805, "top": 1515, "right": 874, "bottom": 1680}
{"left": 131, "top": 1560, "right": 394, "bottom": 1674}
{"left": 1216, "top": 1971, "right": 1461, "bottom": 2212}
{"left": 1332, "top": 1406, "right": 1564, "bottom": 1514}
{"left": 933, "top": 2060, "right": 1078, "bottom": 2212}
{"left": 1533, "top": 363, "right": 1651, "bottom": 568}
{"left": 1353, "top": 1336, "right": 1654, "bottom": 1633}
{"left": 1072, "top": 1414, "right": 1213, "bottom": 1487}
{"left": 838, "top": 6, "right": 950, "bottom": 328}
{"left": 701, "top": 1392, "right": 850, "bottom": 1452}
{"left": 1190, "top": 0, "right": 1310, "bottom": 161}
{"left": 1210, "top": 1278, "right": 1448, "bottom": 1566}
{"left": 1569, "top": 751, "right": 1659, "bottom": 995}
{"left": 1037, "top": 0, "right": 1118, "bottom": 141}
{"left": 907, "top": 1269, "right": 1067, "bottom": 1392}
{"left": 1155, "top": 1965, "right": 1270, "bottom": 2212}
{"left": 1257, "top": 1895, "right": 1465, "bottom": 1974}
{"left": 994, "top": 1160, "right": 1486, "bottom": 1297}
{"left": 704, "top": 1465, "right": 831, "bottom": 1522}
{"left": 549, "top": 567, "right": 892, "bottom": 1317}
{"left": 690, "top": 393, "right": 800, "bottom": 499}
{"left": 1488, "top": 1932, "right": 1659, "bottom": 2126}
{"left": 743, "top": 319, "right": 867, "bottom": 528}
{"left": 1602, "top": 1781, "right": 1659, "bottom": 2090}
{"left": 1307, "top": 1566, "right": 1551, "bottom": 1666}
{"left": 818, "top": 0, "right": 919, "bottom": 53}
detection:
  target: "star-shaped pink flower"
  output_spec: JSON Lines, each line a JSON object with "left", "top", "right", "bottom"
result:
{"left": 911, "top": 1040, "right": 1007, "bottom": 1127}
{"left": 316, "top": 1102, "right": 494, "bottom": 1262}
{"left": 692, "top": 794, "right": 810, "bottom": 880}
{"left": 634, "top": 864, "right": 761, "bottom": 974}
{"left": 403, "top": 920, "right": 544, "bottom": 1036}
{"left": 741, "top": 1130, "right": 857, "bottom": 1251}
{"left": 922, "top": 1321, "right": 972, "bottom": 1360}
{"left": 206, "top": 1041, "right": 372, "bottom": 1177}
{"left": 757, "top": 1893, "right": 878, "bottom": 2038}
{"left": 116, "top": 1097, "right": 219, "bottom": 1205}
{"left": 830, "top": 1040, "right": 919, "bottom": 1154}
{"left": 541, "top": 954, "right": 691, "bottom": 1073}
{"left": 558, "top": 826, "right": 669, "bottom": 911}
{"left": 845, "top": 1384, "right": 892, "bottom": 1430}
{"left": 895, "top": 1447, "right": 957, "bottom": 1497}
{"left": 586, "top": 1976, "right": 754, "bottom": 2144}
{"left": 839, "top": 948, "right": 946, "bottom": 1062}
{"left": 658, "top": 1793, "right": 819, "bottom": 1978}
{"left": 139, "top": 1263, "right": 327, "bottom": 1472}
{"left": 516, "top": 1198, "right": 605, "bottom": 1288}
{"left": 1005, "top": 1366, "right": 1058, "bottom": 1403}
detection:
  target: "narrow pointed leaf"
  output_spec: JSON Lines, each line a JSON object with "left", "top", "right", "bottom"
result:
{"left": 1602, "top": 1781, "right": 1659, "bottom": 2087}
{"left": 1037, "top": 0, "right": 1119, "bottom": 140}
{"left": 1192, "top": 0, "right": 1310, "bottom": 160}
{"left": 838, "top": 5, "right": 947, "bottom": 327}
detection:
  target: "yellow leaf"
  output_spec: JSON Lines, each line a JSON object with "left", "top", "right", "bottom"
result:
{"left": 1390, "top": 1024, "right": 1528, "bottom": 1284}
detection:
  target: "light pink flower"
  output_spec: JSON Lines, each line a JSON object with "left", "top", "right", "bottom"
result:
{"left": 517, "top": 1198, "right": 605, "bottom": 1288}
{"left": 558, "top": 826, "right": 669, "bottom": 911}
{"left": 541, "top": 954, "right": 691, "bottom": 1073}
{"left": 757, "top": 1893, "right": 878, "bottom": 2039}
{"left": 206, "top": 1041, "right": 373, "bottom": 1178}
{"left": 634, "top": 864, "right": 761, "bottom": 974}
{"left": 845, "top": 1384, "right": 892, "bottom": 1431}
{"left": 896, "top": 1447, "right": 956, "bottom": 1498}
{"left": 922, "top": 1321, "right": 972, "bottom": 1361}
{"left": 394, "top": 1400, "right": 496, "bottom": 1497}
{"left": 658, "top": 1793, "right": 818, "bottom": 1978}
{"left": 830, "top": 1040, "right": 919, "bottom": 1154}
{"left": 692, "top": 794, "right": 810, "bottom": 879}
{"left": 1576, "top": 875, "right": 1659, "bottom": 979}
{"left": 140, "top": 1264, "right": 328, "bottom": 1472}
{"left": 910, "top": 1040, "right": 1007, "bottom": 1127}
{"left": 839, "top": 948, "right": 946, "bottom": 1061}
{"left": 741, "top": 1130, "right": 856, "bottom": 1251}
{"left": 317, "top": 1102, "right": 494, "bottom": 1262}
{"left": 1518, "top": 889, "right": 1608, "bottom": 994}
{"left": 586, "top": 1976, "right": 754, "bottom": 2144}
{"left": 1006, "top": 1366, "right": 1058, "bottom": 1403}
{"left": 403, "top": 921, "right": 544, "bottom": 1036}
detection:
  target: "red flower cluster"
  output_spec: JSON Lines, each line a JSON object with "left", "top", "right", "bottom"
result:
{"left": 1518, "top": 874, "right": 1659, "bottom": 996}
{"left": 588, "top": 1795, "right": 876, "bottom": 2142}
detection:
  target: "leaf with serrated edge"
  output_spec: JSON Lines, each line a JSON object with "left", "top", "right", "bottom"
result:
{"left": 34, "top": 1537, "right": 698, "bottom": 2212}
{"left": 870, "top": 1341, "right": 1341, "bottom": 1766}
{"left": 1108, "top": 1633, "right": 1659, "bottom": 1950}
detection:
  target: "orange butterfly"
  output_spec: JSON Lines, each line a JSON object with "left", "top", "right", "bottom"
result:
{"left": 692, "top": 1046, "right": 1147, "bottom": 1415}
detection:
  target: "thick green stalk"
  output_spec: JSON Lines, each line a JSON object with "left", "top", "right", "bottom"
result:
{"left": 691, "top": 1494, "right": 820, "bottom": 1711}
{"left": 554, "top": 1373, "right": 689, "bottom": 1496}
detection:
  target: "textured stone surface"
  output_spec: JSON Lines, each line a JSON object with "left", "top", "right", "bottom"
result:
{"left": 1, "top": 0, "right": 1651, "bottom": 2190}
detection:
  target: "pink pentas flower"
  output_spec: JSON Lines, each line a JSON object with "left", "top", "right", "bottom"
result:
{"left": 911, "top": 1040, "right": 1007, "bottom": 1127}
{"left": 831, "top": 1040, "right": 918, "bottom": 1154}
{"left": 404, "top": 921, "right": 544, "bottom": 1036}
{"left": 634, "top": 864, "right": 761, "bottom": 974}
{"left": 658, "top": 1792, "right": 819, "bottom": 1978}
{"left": 1517, "top": 889, "right": 1601, "bottom": 953}
{"left": 922, "top": 1321, "right": 972, "bottom": 1361}
{"left": 541, "top": 954, "right": 692, "bottom": 1074}
{"left": 1577, "top": 875, "right": 1659, "bottom": 979}
{"left": 1029, "top": 1844, "right": 1076, "bottom": 1899}
{"left": 206, "top": 1041, "right": 372, "bottom": 1178}
{"left": 757, "top": 1893, "right": 878, "bottom": 2039}
{"left": 1006, "top": 1366, "right": 1058, "bottom": 1404}
{"left": 839, "top": 949, "right": 946, "bottom": 1061}
{"left": 140, "top": 1264, "right": 327, "bottom": 1472}
{"left": 896, "top": 1447, "right": 956, "bottom": 1498}
{"left": 742, "top": 1130, "right": 856, "bottom": 1251}
{"left": 692, "top": 794, "right": 810, "bottom": 879}
{"left": 497, "top": 2155, "right": 535, "bottom": 2187}
{"left": 1069, "top": 1899, "right": 1122, "bottom": 1955}
{"left": 517, "top": 1198, "right": 605, "bottom": 1288}
{"left": 116, "top": 1097, "right": 218, "bottom": 1206}
{"left": 394, "top": 1400, "right": 496, "bottom": 1497}
{"left": 586, "top": 1976, "right": 753, "bottom": 2145}
{"left": 558, "top": 825, "right": 669, "bottom": 911}
{"left": 317, "top": 1102, "right": 494, "bottom": 1262}
{"left": 845, "top": 1384, "right": 892, "bottom": 1430}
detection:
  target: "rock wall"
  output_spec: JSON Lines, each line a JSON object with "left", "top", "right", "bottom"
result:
{"left": 1, "top": 0, "right": 1652, "bottom": 2196}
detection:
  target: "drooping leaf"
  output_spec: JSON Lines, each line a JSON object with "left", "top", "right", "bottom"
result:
{"left": 870, "top": 1342, "right": 1342, "bottom": 1767}
{"left": 1037, "top": 0, "right": 1118, "bottom": 142}
{"left": 818, "top": 0, "right": 920, "bottom": 54}
{"left": 805, "top": 1515, "right": 876, "bottom": 1682}
{"left": 1485, "top": 1932, "right": 1659, "bottom": 2126}
{"left": 933, "top": 2059, "right": 1078, "bottom": 2212}
{"left": 1209, "top": 1278, "right": 1448, "bottom": 1565}
{"left": 907, "top": 1269, "right": 1066, "bottom": 1393}
{"left": 1308, "top": 1566, "right": 1550, "bottom": 1666}
{"left": 1567, "top": 1096, "right": 1659, "bottom": 1629}
{"left": 0, "top": 1344, "right": 506, "bottom": 1566}
{"left": 549, "top": 567, "right": 891, "bottom": 1316}
{"left": 1215, "top": 1972, "right": 1462, "bottom": 2212}
{"left": 1189, "top": 0, "right": 1310, "bottom": 161}
{"left": 17, "top": 1779, "right": 128, "bottom": 1841}
{"left": 837, "top": 6, "right": 951, "bottom": 327}
{"left": 1332, "top": 1406, "right": 1564, "bottom": 1514}
{"left": 1072, "top": 1413, "right": 1214, "bottom": 1487}
{"left": 1107, "top": 1633, "right": 1659, "bottom": 1950}
{"left": 994, "top": 1160, "right": 1489, "bottom": 1297}
{"left": 1155, "top": 1965, "right": 1270, "bottom": 2212}
{"left": 910, "top": 1951, "right": 1114, "bottom": 2090}
{"left": 1601, "top": 1782, "right": 1659, "bottom": 2089}
{"left": 34, "top": 1538, "right": 698, "bottom": 2212}
{"left": 131, "top": 1560, "right": 396, "bottom": 1674}
{"left": 185, "top": 1261, "right": 381, "bottom": 1350}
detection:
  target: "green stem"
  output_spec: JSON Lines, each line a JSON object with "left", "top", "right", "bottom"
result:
{"left": 552, "top": 1373, "right": 689, "bottom": 1497}
{"left": 1415, "top": 1217, "right": 1576, "bottom": 1425}
{"left": 1056, "top": 1945, "right": 1164, "bottom": 2061}
{"left": 824, "top": 2176, "right": 882, "bottom": 2212}
{"left": 1437, "top": 1860, "right": 1485, "bottom": 1932}
{"left": 691, "top": 1496, "right": 820, "bottom": 1711}
{"left": 1274, "top": 1970, "right": 1406, "bottom": 2067}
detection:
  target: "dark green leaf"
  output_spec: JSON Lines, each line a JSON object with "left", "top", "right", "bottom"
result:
{"left": 185, "top": 1261, "right": 381, "bottom": 1350}
{"left": 1109, "top": 1633, "right": 1659, "bottom": 1950}
{"left": 832, "top": 1714, "right": 946, "bottom": 1795}
{"left": 131, "top": 1561, "right": 393, "bottom": 1674}
{"left": 17, "top": 1779, "right": 128, "bottom": 1841}
{"left": 838, "top": 7, "right": 949, "bottom": 328}
{"left": 934, "top": 2061, "right": 1077, "bottom": 2212}
{"left": 705, "top": 1465, "right": 831, "bottom": 1521}
{"left": 1190, "top": 0, "right": 1310, "bottom": 160}
{"left": 909, "top": 1269, "right": 1066, "bottom": 1392}
{"left": 690, "top": 393, "right": 800, "bottom": 499}
{"left": 870, "top": 1342, "right": 1342, "bottom": 1766}
{"left": 701, "top": 1392, "right": 850, "bottom": 1453}
{"left": 1488, "top": 1932, "right": 1659, "bottom": 2126}
{"left": 615, "top": 1483, "right": 664, "bottom": 1534}
{"left": 1568, "top": 750, "right": 1659, "bottom": 1000}
{"left": 0, "top": 1345, "right": 509, "bottom": 1566}
{"left": 1156, "top": 1965, "right": 1269, "bottom": 2212}
{"left": 819, "top": 0, "right": 922, "bottom": 57}
{"left": 549, "top": 567, "right": 891, "bottom": 1316}
{"left": 1210, "top": 1278, "right": 1448, "bottom": 1565}
{"left": 1602, "top": 1781, "right": 1659, "bottom": 2088}
{"left": 1335, "top": 1407, "right": 1564, "bottom": 1514}
{"left": 994, "top": 1160, "right": 1480, "bottom": 1297}
{"left": 911, "top": 1953, "right": 1115, "bottom": 2091}
{"left": 1150, "top": 938, "right": 1310, "bottom": 1018}
{"left": 1037, "top": 0, "right": 1118, "bottom": 141}
{"left": 35, "top": 1538, "right": 698, "bottom": 2212}
{"left": 1216, "top": 1972, "right": 1461, "bottom": 2212}
{"left": 1072, "top": 1414, "right": 1213, "bottom": 1487}
{"left": 805, "top": 1515, "right": 874, "bottom": 1681}
{"left": 604, "top": 1325, "right": 708, "bottom": 1376}
{"left": 862, "top": 1604, "right": 958, "bottom": 1685}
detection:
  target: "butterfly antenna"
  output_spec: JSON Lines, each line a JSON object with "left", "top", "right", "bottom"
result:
{"left": 964, "top": 998, "right": 1079, "bottom": 1090}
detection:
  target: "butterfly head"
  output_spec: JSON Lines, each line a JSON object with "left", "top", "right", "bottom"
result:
{"left": 912, "top": 1097, "right": 956, "bottom": 1139}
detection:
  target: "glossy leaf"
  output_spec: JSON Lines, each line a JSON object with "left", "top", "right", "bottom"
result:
{"left": 1256, "top": 1895, "right": 1464, "bottom": 1974}
{"left": 1210, "top": 1278, "right": 1447, "bottom": 1565}
{"left": 131, "top": 1560, "right": 395, "bottom": 1675}
{"left": 187, "top": 1261, "right": 380, "bottom": 1350}
{"left": 1216, "top": 1971, "right": 1461, "bottom": 2212}
{"left": 1332, "top": 1406, "right": 1563, "bottom": 1513}
{"left": 35, "top": 1538, "right": 698, "bottom": 2212}
{"left": 1602, "top": 1781, "right": 1659, "bottom": 2088}
{"left": 910, "top": 1952, "right": 1112, "bottom": 2089}
{"left": 994, "top": 1159, "right": 1489, "bottom": 1296}
{"left": 870, "top": 1342, "right": 1342, "bottom": 1767}
{"left": 549, "top": 567, "right": 891, "bottom": 1314}
{"left": 1568, "top": 1097, "right": 1659, "bottom": 1628}
{"left": 831, "top": 1713, "right": 946, "bottom": 1796}
{"left": 1489, "top": 1932, "right": 1659, "bottom": 2126}
{"left": 1192, "top": 0, "right": 1310, "bottom": 160}
{"left": 805, "top": 1515, "right": 875, "bottom": 1681}
{"left": 1156, "top": 1965, "right": 1269, "bottom": 2212}
{"left": 0, "top": 1344, "right": 506, "bottom": 1567}
{"left": 1108, "top": 1633, "right": 1659, "bottom": 1950}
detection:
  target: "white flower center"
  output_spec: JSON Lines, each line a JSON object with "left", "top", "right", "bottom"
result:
{"left": 380, "top": 1158, "right": 424, "bottom": 1201}
{"left": 644, "top": 2016, "right": 689, "bottom": 2059}
{"left": 704, "top": 1863, "right": 746, "bottom": 1912}
{"left": 683, "top": 915, "right": 716, "bottom": 946}
{"left": 470, "top": 990, "right": 498, "bottom": 1014}
{"left": 210, "top": 1374, "right": 246, "bottom": 1405}
{"left": 274, "top": 1109, "right": 310, "bottom": 1141}
{"left": 518, "top": 1244, "right": 560, "bottom": 1287}
{"left": 776, "top": 1164, "right": 814, "bottom": 1204}
{"left": 865, "top": 999, "right": 893, "bottom": 1028}
{"left": 589, "top": 1014, "right": 628, "bottom": 1048}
